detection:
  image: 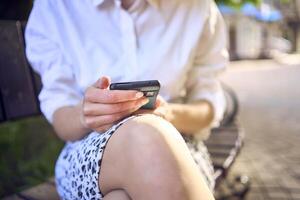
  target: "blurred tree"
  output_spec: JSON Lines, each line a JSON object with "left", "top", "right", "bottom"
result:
{"left": 215, "top": 0, "right": 261, "bottom": 7}
{"left": 215, "top": 0, "right": 291, "bottom": 8}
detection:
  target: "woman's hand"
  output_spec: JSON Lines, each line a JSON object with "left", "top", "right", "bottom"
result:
{"left": 133, "top": 95, "right": 215, "bottom": 136}
{"left": 80, "top": 76, "right": 149, "bottom": 133}
{"left": 133, "top": 95, "right": 174, "bottom": 122}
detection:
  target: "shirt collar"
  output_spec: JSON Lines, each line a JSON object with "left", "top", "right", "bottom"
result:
{"left": 91, "top": 0, "right": 160, "bottom": 9}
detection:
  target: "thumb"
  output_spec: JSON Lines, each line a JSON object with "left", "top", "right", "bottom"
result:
{"left": 155, "top": 95, "right": 164, "bottom": 108}
{"left": 94, "top": 76, "right": 111, "bottom": 89}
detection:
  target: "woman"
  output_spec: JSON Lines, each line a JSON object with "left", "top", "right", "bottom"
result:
{"left": 25, "top": 0, "right": 228, "bottom": 199}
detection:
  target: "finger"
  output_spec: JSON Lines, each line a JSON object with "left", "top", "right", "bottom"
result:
{"left": 94, "top": 124, "right": 114, "bottom": 133}
{"left": 155, "top": 95, "right": 166, "bottom": 108}
{"left": 133, "top": 109, "right": 153, "bottom": 115}
{"left": 84, "top": 106, "right": 142, "bottom": 129}
{"left": 155, "top": 98, "right": 161, "bottom": 108}
{"left": 153, "top": 109, "right": 166, "bottom": 119}
{"left": 94, "top": 76, "right": 111, "bottom": 89}
{"left": 133, "top": 108, "right": 165, "bottom": 119}
{"left": 83, "top": 98, "right": 149, "bottom": 116}
{"left": 85, "top": 87, "right": 144, "bottom": 103}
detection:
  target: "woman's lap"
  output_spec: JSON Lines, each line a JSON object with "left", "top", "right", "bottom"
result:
{"left": 55, "top": 114, "right": 215, "bottom": 200}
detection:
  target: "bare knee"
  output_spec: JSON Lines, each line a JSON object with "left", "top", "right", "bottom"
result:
{"left": 121, "top": 115, "right": 186, "bottom": 163}
{"left": 125, "top": 114, "right": 185, "bottom": 144}
{"left": 100, "top": 114, "right": 193, "bottom": 199}
{"left": 119, "top": 115, "right": 190, "bottom": 198}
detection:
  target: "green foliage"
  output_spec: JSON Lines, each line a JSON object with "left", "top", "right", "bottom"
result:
{"left": 215, "top": 0, "right": 261, "bottom": 8}
{"left": 0, "top": 117, "right": 64, "bottom": 197}
{"left": 279, "top": 0, "right": 291, "bottom": 3}
{"left": 215, "top": 0, "right": 291, "bottom": 8}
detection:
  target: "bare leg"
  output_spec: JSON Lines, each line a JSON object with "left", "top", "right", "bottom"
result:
{"left": 103, "top": 189, "right": 131, "bottom": 200}
{"left": 99, "top": 114, "right": 214, "bottom": 200}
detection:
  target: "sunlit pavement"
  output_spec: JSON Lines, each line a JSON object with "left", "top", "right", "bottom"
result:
{"left": 220, "top": 60, "right": 300, "bottom": 199}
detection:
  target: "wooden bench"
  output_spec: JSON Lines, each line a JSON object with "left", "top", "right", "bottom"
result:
{"left": 1, "top": 20, "right": 247, "bottom": 200}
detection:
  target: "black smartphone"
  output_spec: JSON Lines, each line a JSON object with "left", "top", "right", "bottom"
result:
{"left": 109, "top": 80, "right": 160, "bottom": 109}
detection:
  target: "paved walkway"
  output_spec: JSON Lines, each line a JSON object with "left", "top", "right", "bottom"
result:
{"left": 220, "top": 60, "right": 300, "bottom": 199}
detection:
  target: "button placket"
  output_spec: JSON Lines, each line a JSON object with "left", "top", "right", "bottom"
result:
{"left": 116, "top": 0, "right": 138, "bottom": 79}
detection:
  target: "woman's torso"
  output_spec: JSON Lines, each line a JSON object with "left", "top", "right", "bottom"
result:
{"left": 50, "top": 0, "right": 210, "bottom": 102}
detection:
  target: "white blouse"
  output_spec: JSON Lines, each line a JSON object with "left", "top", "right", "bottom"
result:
{"left": 25, "top": 0, "right": 228, "bottom": 128}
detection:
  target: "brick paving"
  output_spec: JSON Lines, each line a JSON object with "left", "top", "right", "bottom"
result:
{"left": 220, "top": 60, "right": 300, "bottom": 200}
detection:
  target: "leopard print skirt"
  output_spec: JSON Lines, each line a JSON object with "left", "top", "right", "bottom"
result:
{"left": 55, "top": 115, "right": 215, "bottom": 200}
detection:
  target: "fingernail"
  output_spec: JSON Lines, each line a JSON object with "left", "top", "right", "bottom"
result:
{"left": 142, "top": 98, "right": 149, "bottom": 104}
{"left": 136, "top": 92, "right": 144, "bottom": 98}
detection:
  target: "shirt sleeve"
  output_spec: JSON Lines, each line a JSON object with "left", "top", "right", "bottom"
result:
{"left": 25, "top": 0, "right": 82, "bottom": 123}
{"left": 185, "top": 0, "right": 229, "bottom": 128}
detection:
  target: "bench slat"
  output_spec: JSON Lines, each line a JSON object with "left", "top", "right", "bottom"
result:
{"left": 0, "top": 20, "right": 40, "bottom": 120}
{"left": 207, "top": 123, "right": 244, "bottom": 187}
{"left": 2, "top": 195, "right": 24, "bottom": 200}
{"left": 207, "top": 146, "right": 233, "bottom": 156}
{"left": 0, "top": 94, "right": 4, "bottom": 121}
